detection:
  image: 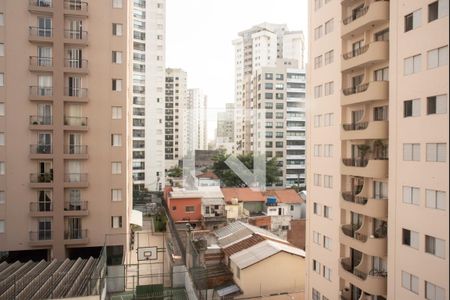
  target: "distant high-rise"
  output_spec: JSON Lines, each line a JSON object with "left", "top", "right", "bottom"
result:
{"left": 306, "top": 1, "right": 448, "bottom": 299}
{"left": 185, "top": 89, "right": 208, "bottom": 152}
{"left": 216, "top": 103, "right": 235, "bottom": 142}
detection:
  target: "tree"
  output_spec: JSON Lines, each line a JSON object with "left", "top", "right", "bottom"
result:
{"left": 211, "top": 150, "right": 281, "bottom": 187}
{"left": 167, "top": 166, "right": 182, "bottom": 178}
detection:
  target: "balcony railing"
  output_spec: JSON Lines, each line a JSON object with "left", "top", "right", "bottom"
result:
{"left": 341, "top": 257, "right": 367, "bottom": 280}
{"left": 64, "top": 201, "right": 88, "bottom": 211}
{"left": 342, "top": 224, "right": 368, "bottom": 242}
{"left": 64, "top": 144, "right": 88, "bottom": 155}
{"left": 30, "top": 173, "right": 53, "bottom": 183}
{"left": 29, "top": 56, "right": 53, "bottom": 68}
{"left": 30, "top": 202, "right": 53, "bottom": 212}
{"left": 343, "top": 6, "right": 369, "bottom": 25}
{"left": 342, "top": 122, "right": 369, "bottom": 131}
{"left": 64, "top": 229, "right": 88, "bottom": 240}
{"left": 64, "top": 30, "right": 88, "bottom": 41}
{"left": 342, "top": 192, "right": 368, "bottom": 204}
{"left": 343, "top": 83, "right": 369, "bottom": 96}
{"left": 64, "top": 87, "right": 88, "bottom": 98}
{"left": 64, "top": 1, "right": 88, "bottom": 12}
{"left": 342, "top": 158, "right": 369, "bottom": 167}
{"left": 29, "top": 0, "right": 53, "bottom": 8}
{"left": 29, "top": 27, "right": 53, "bottom": 38}
{"left": 64, "top": 58, "right": 88, "bottom": 69}
{"left": 343, "top": 45, "right": 370, "bottom": 60}
{"left": 30, "top": 144, "right": 53, "bottom": 154}
{"left": 64, "top": 116, "right": 88, "bottom": 127}
{"left": 64, "top": 173, "right": 88, "bottom": 183}
{"left": 30, "top": 86, "right": 53, "bottom": 97}
{"left": 30, "top": 230, "right": 52, "bottom": 241}
{"left": 30, "top": 115, "right": 53, "bottom": 126}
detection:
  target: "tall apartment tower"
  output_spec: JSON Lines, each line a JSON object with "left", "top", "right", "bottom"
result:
{"left": 0, "top": 0, "right": 132, "bottom": 260}
{"left": 216, "top": 103, "right": 235, "bottom": 142}
{"left": 165, "top": 68, "right": 187, "bottom": 170}
{"left": 306, "top": 0, "right": 449, "bottom": 299}
{"left": 185, "top": 89, "right": 208, "bottom": 152}
{"left": 243, "top": 59, "right": 306, "bottom": 187}
{"left": 131, "top": 0, "right": 165, "bottom": 191}
{"left": 233, "top": 23, "right": 305, "bottom": 153}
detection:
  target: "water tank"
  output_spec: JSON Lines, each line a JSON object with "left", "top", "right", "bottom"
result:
{"left": 266, "top": 196, "right": 277, "bottom": 206}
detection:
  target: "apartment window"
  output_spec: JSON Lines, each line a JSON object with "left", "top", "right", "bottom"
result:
{"left": 111, "top": 134, "right": 122, "bottom": 147}
{"left": 313, "top": 145, "right": 322, "bottom": 157}
{"left": 428, "top": 46, "right": 449, "bottom": 69}
{"left": 314, "top": 55, "right": 322, "bottom": 69}
{"left": 324, "top": 175, "right": 333, "bottom": 188}
{"left": 426, "top": 189, "right": 446, "bottom": 210}
{"left": 112, "top": 79, "right": 122, "bottom": 91}
{"left": 324, "top": 50, "right": 334, "bottom": 65}
{"left": 0, "top": 73, "right": 4, "bottom": 86}
{"left": 313, "top": 231, "right": 321, "bottom": 244}
{"left": 404, "top": 99, "right": 421, "bottom": 117}
{"left": 312, "top": 289, "right": 321, "bottom": 300}
{"left": 323, "top": 206, "right": 332, "bottom": 219}
{"left": 324, "top": 144, "right": 333, "bottom": 157}
{"left": 313, "top": 203, "right": 322, "bottom": 215}
{"left": 324, "top": 19, "right": 334, "bottom": 34}
{"left": 375, "top": 28, "right": 389, "bottom": 41}
{"left": 0, "top": 13, "right": 4, "bottom": 26}
{"left": 425, "top": 235, "right": 446, "bottom": 258}
{"left": 0, "top": 43, "right": 4, "bottom": 56}
{"left": 0, "top": 191, "right": 5, "bottom": 204}
{"left": 403, "top": 229, "right": 419, "bottom": 249}
{"left": 314, "top": 25, "right": 323, "bottom": 40}
{"left": 426, "top": 143, "right": 447, "bottom": 162}
{"left": 403, "top": 186, "right": 420, "bottom": 205}
{"left": 374, "top": 67, "right": 389, "bottom": 81}
{"left": 323, "top": 236, "right": 332, "bottom": 250}
{"left": 312, "top": 260, "right": 321, "bottom": 273}
{"left": 112, "top": 106, "right": 123, "bottom": 119}
{"left": 323, "top": 266, "right": 332, "bottom": 281}
{"left": 112, "top": 162, "right": 122, "bottom": 174}
{"left": 403, "top": 143, "right": 421, "bottom": 161}
{"left": 404, "top": 55, "right": 422, "bottom": 75}
{"left": 314, "top": 0, "right": 322, "bottom": 10}
{"left": 0, "top": 220, "right": 4, "bottom": 233}
{"left": 185, "top": 206, "right": 195, "bottom": 213}
{"left": 402, "top": 271, "right": 419, "bottom": 294}
{"left": 429, "top": 0, "right": 449, "bottom": 22}
{"left": 405, "top": 9, "right": 422, "bottom": 32}
{"left": 112, "top": 51, "right": 122, "bottom": 64}
{"left": 265, "top": 73, "right": 273, "bottom": 80}
{"left": 0, "top": 103, "right": 4, "bottom": 116}
{"left": 0, "top": 133, "right": 4, "bottom": 146}
{"left": 314, "top": 115, "right": 322, "bottom": 127}
{"left": 111, "top": 189, "right": 122, "bottom": 201}
{"left": 112, "top": 0, "right": 123, "bottom": 8}
{"left": 324, "top": 81, "right": 334, "bottom": 96}
{"left": 427, "top": 95, "right": 447, "bottom": 114}
{"left": 111, "top": 216, "right": 122, "bottom": 228}
{"left": 313, "top": 174, "right": 322, "bottom": 186}
{"left": 275, "top": 74, "right": 284, "bottom": 80}
{"left": 314, "top": 85, "right": 323, "bottom": 98}
{"left": 112, "top": 23, "right": 123, "bottom": 36}
{"left": 0, "top": 162, "right": 5, "bottom": 175}
{"left": 323, "top": 113, "right": 334, "bottom": 126}
{"left": 425, "top": 281, "right": 446, "bottom": 300}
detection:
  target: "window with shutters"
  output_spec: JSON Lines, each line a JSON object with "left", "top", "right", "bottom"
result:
{"left": 402, "top": 271, "right": 419, "bottom": 294}
{"left": 403, "top": 143, "right": 421, "bottom": 161}
{"left": 427, "top": 95, "right": 447, "bottom": 114}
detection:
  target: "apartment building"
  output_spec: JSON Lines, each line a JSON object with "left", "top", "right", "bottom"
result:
{"left": 0, "top": 0, "right": 132, "bottom": 260}
{"left": 185, "top": 88, "right": 208, "bottom": 152}
{"left": 306, "top": 0, "right": 448, "bottom": 299}
{"left": 233, "top": 23, "right": 305, "bottom": 154}
{"left": 215, "top": 102, "right": 235, "bottom": 153}
{"left": 164, "top": 68, "right": 187, "bottom": 170}
{"left": 131, "top": 0, "right": 165, "bottom": 191}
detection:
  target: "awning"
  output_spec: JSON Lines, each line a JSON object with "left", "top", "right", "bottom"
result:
{"left": 130, "top": 209, "right": 143, "bottom": 227}
{"left": 216, "top": 284, "right": 240, "bottom": 297}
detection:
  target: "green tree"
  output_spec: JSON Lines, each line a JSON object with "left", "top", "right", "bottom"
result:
{"left": 167, "top": 166, "right": 182, "bottom": 178}
{"left": 211, "top": 150, "right": 281, "bottom": 187}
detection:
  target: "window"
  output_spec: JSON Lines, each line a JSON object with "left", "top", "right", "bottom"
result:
{"left": 0, "top": 73, "right": 4, "bottom": 86}
{"left": 402, "top": 229, "right": 419, "bottom": 249}
{"left": 426, "top": 189, "right": 446, "bottom": 210}
{"left": 313, "top": 231, "right": 321, "bottom": 245}
{"left": 375, "top": 28, "right": 389, "bottom": 41}
{"left": 428, "top": 46, "right": 448, "bottom": 69}
{"left": 112, "top": 79, "right": 122, "bottom": 91}
{"left": 111, "top": 216, "right": 122, "bottom": 228}
{"left": 429, "top": 0, "right": 449, "bottom": 22}
{"left": 425, "top": 281, "right": 446, "bottom": 300}
{"left": 323, "top": 236, "right": 332, "bottom": 250}
{"left": 324, "top": 206, "right": 332, "bottom": 219}
{"left": 111, "top": 134, "right": 122, "bottom": 147}
{"left": 313, "top": 203, "right": 322, "bottom": 215}
{"left": 112, "top": 106, "right": 123, "bottom": 119}
{"left": 324, "top": 144, "right": 333, "bottom": 157}
{"left": 405, "top": 9, "right": 422, "bottom": 32}
{"left": 324, "top": 175, "right": 333, "bottom": 188}
{"left": 112, "top": 23, "right": 123, "bottom": 36}
{"left": 403, "top": 186, "right": 420, "bottom": 205}
{"left": 312, "top": 259, "right": 321, "bottom": 273}
{"left": 426, "top": 143, "right": 447, "bottom": 162}
{"left": 312, "top": 289, "right": 321, "bottom": 300}
{"left": 111, "top": 189, "right": 122, "bottom": 201}
{"left": 324, "top": 81, "right": 334, "bottom": 96}
{"left": 403, "top": 143, "right": 421, "bottom": 161}
{"left": 0, "top": 162, "right": 5, "bottom": 175}
{"left": 324, "top": 19, "right": 334, "bottom": 34}
{"left": 0, "top": 13, "right": 3, "bottom": 26}
{"left": 314, "top": 115, "right": 322, "bottom": 127}
{"left": 324, "top": 50, "right": 334, "bottom": 65}
{"left": 0, "top": 43, "right": 4, "bottom": 56}
{"left": 404, "top": 99, "right": 421, "bottom": 117}
{"left": 0, "top": 191, "right": 5, "bottom": 204}
{"left": 0, "top": 103, "right": 4, "bottom": 116}
{"left": 404, "top": 54, "right": 422, "bottom": 75}
{"left": 314, "top": 0, "right": 322, "bottom": 10}
{"left": 323, "top": 266, "right": 332, "bottom": 281}
{"left": 314, "top": 55, "right": 322, "bottom": 69}
{"left": 402, "top": 271, "right": 419, "bottom": 294}
{"left": 427, "top": 95, "right": 447, "bottom": 114}
{"left": 0, "top": 133, "right": 4, "bottom": 146}
{"left": 314, "top": 174, "right": 322, "bottom": 186}
{"left": 314, "top": 85, "right": 322, "bottom": 98}
{"left": 112, "top": 0, "right": 123, "bottom": 8}
{"left": 323, "top": 113, "right": 334, "bottom": 126}
{"left": 0, "top": 220, "right": 4, "bottom": 233}
{"left": 112, "top": 162, "right": 122, "bottom": 174}
{"left": 425, "top": 235, "right": 446, "bottom": 258}
{"left": 112, "top": 51, "right": 122, "bottom": 64}
{"left": 374, "top": 67, "right": 389, "bottom": 81}
{"left": 185, "top": 206, "right": 195, "bottom": 213}
{"left": 314, "top": 25, "right": 323, "bottom": 40}
{"left": 314, "top": 145, "right": 322, "bottom": 157}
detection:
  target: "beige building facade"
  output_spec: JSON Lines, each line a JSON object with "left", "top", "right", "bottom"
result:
{"left": 307, "top": 0, "right": 448, "bottom": 299}
{"left": 0, "top": 0, "right": 132, "bottom": 260}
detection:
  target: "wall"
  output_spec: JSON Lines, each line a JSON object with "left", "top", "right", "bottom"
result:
{"left": 243, "top": 202, "right": 264, "bottom": 215}
{"left": 167, "top": 198, "right": 202, "bottom": 222}
{"left": 287, "top": 219, "right": 306, "bottom": 250}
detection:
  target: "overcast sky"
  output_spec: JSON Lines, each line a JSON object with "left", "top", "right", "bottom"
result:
{"left": 166, "top": 0, "right": 308, "bottom": 141}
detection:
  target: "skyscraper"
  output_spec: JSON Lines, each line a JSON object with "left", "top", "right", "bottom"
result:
{"left": 185, "top": 88, "right": 208, "bottom": 152}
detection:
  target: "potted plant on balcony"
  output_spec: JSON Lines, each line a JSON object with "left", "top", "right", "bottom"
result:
{"left": 357, "top": 144, "right": 371, "bottom": 166}
{"left": 373, "top": 139, "right": 388, "bottom": 160}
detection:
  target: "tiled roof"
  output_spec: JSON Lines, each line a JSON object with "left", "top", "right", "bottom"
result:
{"left": 221, "top": 188, "right": 265, "bottom": 203}
{"left": 264, "top": 189, "right": 303, "bottom": 204}
{"left": 196, "top": 171, "right": 219, "bottom": 179}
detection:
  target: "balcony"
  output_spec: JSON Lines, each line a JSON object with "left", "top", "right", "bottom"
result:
{"left": 341, "top": 0, "right": 390, "bottom": 38}
{"left": 341, "top": 192, "right": 388, "bottom": 219}
{"left": 64, "top": 58, "right": 88, "bottom": 74}
{"left": 64, "top": 145, "right": 88, "bottom": 159}
{"left": 64, "top": 173, "right": 88, "bottom": 188}
{"left": 29, "top": 230, "right": 53, "bottom": 246}
{"left": 64, "top": 1, "right": 88, "bottom": 17}
{"left": 30, "top": 173, "right": 53, "bottom": 188}
{"left": 341, "top": 81, "right": 388, "bottom": 106}
{"left": 340, "top": 225, "right": 387, "bottom": 257}
{"left": 29, "top": 27, "right": 53, "bottom": 43}
{"left": 64, "top": 229, "right": 89, "bottom": 245}
{"left": 29, "top": 202, "right": 53, "bottom": 217}
{"left": 341, "top": 121, "right": 388, "bottom": 140}
{"left": 64, "top": 116, "right": 88, "bottom": 131}
{"left": 63, "top": 87, "right": 88, "bottom": 102}
{"left": 64, "top": 30, "right": 88, "bottom": 45}
{"left": 29, "top": 116, "right": 53, "bottom": 130}
{"left": 28, "top": 0, "right": 53, "bottom": 14}
{"left": 341, "top": 158, "right": 388, "bottom": 179}
{"left": 64, "top": 201, "right": 88, "bottom": 216}
{"left": 29, "top": 86, "right": 53, "bottom": 101}
{"left": 29, "top": 56, "right": 53, "bottom": 72}
{"left": 339, "top": 257, "right": 387, "bottom": 296}
{"left": 30, "top": 144, "right": 53, "bottom": 159}
{"left": 342, "top": 41, "right": 389, "bottom": 72}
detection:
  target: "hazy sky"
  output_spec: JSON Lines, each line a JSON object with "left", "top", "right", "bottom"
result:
{"left": 166, "top": 0, "right": 308, "bottom": 141}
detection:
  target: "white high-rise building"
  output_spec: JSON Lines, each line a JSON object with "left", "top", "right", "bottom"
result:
{"left": 185, "top": 89, "right": 208, "bottom": 152}
{"left": 132, "top": 0, "right": 166, "bottom": 191}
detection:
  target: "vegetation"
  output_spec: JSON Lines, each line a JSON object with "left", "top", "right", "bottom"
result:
{"left": 167, "top": 166, "right": 183, "bottom": 178}
{"left": 153, "top": 213, "right": 167, "bottom": 232}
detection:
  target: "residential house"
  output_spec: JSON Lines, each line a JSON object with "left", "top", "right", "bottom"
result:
{"left": 221, "top": 188, "right": 266, "bottom": 218}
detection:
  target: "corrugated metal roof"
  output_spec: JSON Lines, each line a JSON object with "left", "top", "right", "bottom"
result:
{"left": 216, "top": 284, "right": 240, "bottom": 297}
{"left": 230, "top": 240, "right": 305, "bottom": 269}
